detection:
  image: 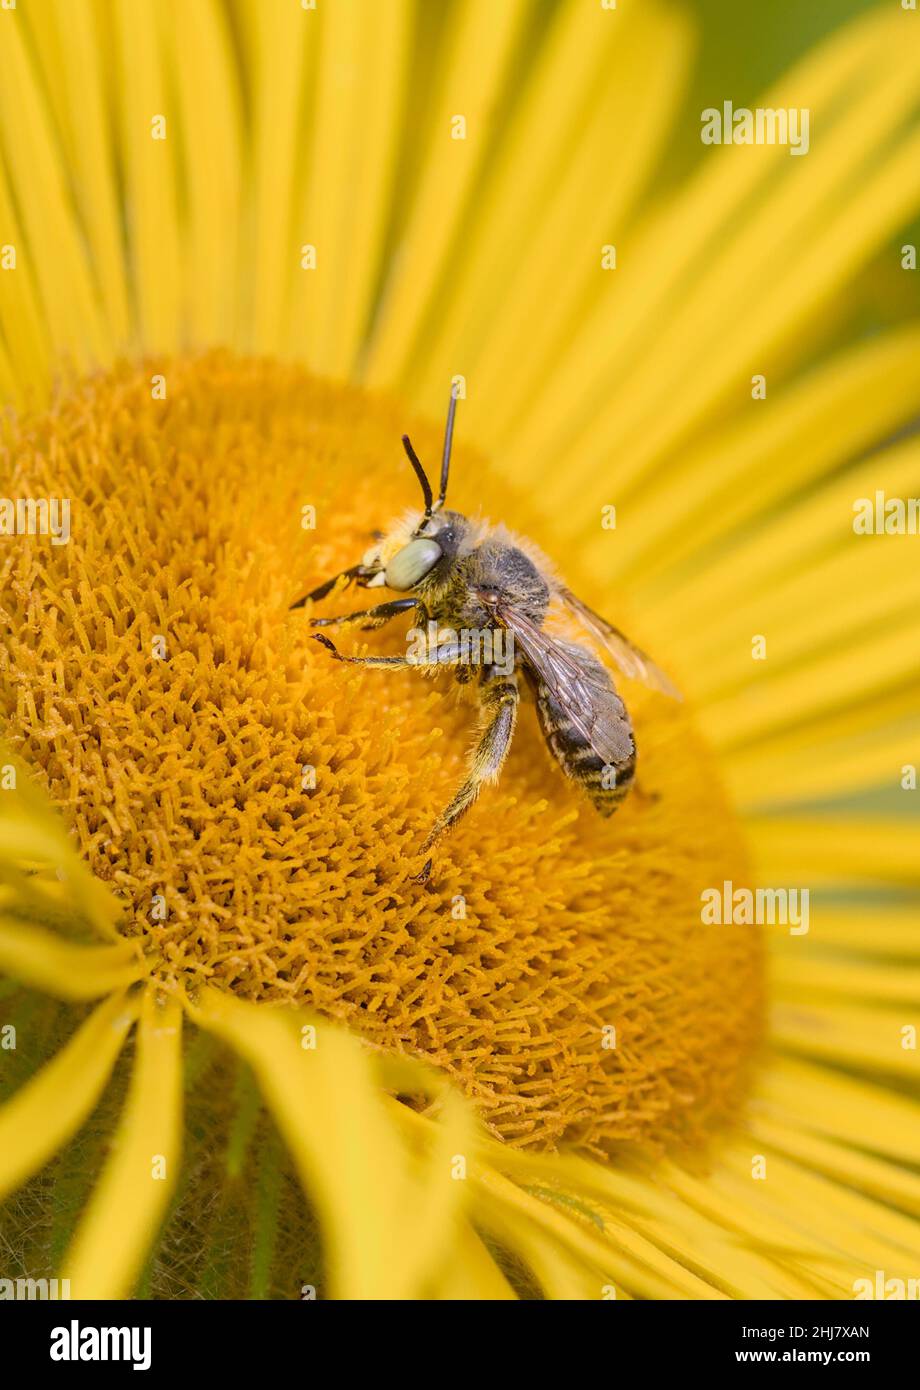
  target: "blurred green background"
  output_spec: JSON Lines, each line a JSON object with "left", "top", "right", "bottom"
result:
{"left": 689, "top": 0, "right": 882, "bottom": 108}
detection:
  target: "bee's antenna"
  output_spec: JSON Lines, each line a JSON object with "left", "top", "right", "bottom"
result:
{"left": 435, "top": 390, "right": 457, "bottom": 512}
{"left": 401, "top": 434, "right": 433, "bottom": 517}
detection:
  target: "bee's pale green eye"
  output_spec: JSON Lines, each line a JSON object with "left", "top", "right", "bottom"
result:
{"left": 385, "top": 538, "right": 442, "bottom": 590}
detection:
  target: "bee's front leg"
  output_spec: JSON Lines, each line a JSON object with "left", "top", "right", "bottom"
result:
{"left": 413, "top": 674, "right": 519, "bottom": 884}
{"left": 309, "top": 598, "right": 425, "bottom": 631}
{"left": 290, "top": 561, "right": 391, "bottom": 611}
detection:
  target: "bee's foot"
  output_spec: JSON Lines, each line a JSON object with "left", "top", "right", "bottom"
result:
{"left": 412, "top": 858, "right": 433, "bottom": 885}
{"left": 311, "top": 633, "right": 340, "bottom": 657}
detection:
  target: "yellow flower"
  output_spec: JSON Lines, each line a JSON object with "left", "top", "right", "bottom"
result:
{"left": 0, "top": 0, "right": 918, "bottom": 1300}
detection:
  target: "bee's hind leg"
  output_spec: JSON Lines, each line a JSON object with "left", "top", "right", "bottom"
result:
{"left": 311, "top": 634, "right": 417, "bottom": 668}
{"left": 312, "top": 630, "right": 461, "bottom": 668}
{"left": 414, "top": 674, "right": 519, "bottom": 883}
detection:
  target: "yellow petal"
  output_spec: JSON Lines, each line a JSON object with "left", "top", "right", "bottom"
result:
{"left": 363, "top": 0, "right": 530, "bottom": 387}
{"left": 761, "top": 1057, "right": 920, "bottom": 1164}
{"left": 0, "top": 152, "right": 52, "bottom": 397}
{"left": 748, "top": 818, "right": 920, "bottom": 887}
{"left": 241, "top": 0, "right": 310, "bottom": 353}
{"left": 696, "top": 625, "right": 919, "bottom": 752}
{"left": 165, "top": 0, "right": 243, "bottom": 345}
{"left": 192, "top": 987, "right": 474, "bottom": 1299}
{"left": 0, "top": 747, "right": 125, "bottom": 940}
{"left": 432, "top": 1227, "right": 517, "bottom": 1300}
{"left": 501, "top": 4, "right": 909, "bottom": 499}
{"left": 718, "top": 683, "right": 919, "bottom": 802}
{"left": 772, "top": 953, "right": 920, "bottom": 1007}
{"left": 0, "top": 920, "right": 143, "bottom": 999}
{"left": 679, "top": 541, "right": 920, "bottom": 710}
{"left": 0, "top": 10, "right": 108, "bottom": 368}
{"left": 725, "top": 726, "right": 920, "bottom": 806}
{"left": 654, "top": 435, "right": 920, "bottom": 641}
{"left": 24, "top": 0, "right": 131, "bottom": 347}
{"left": 718, "top": 1140, "right": 920, "bottom": 1278}
{"left": 111, "top": 0, "right": 182, "bottom": 353}
{"left": 474, "top": 1162, "right": 722, "bottom": 1300}
{"left": 410, "top": 0, "right": 693, "bottom": 422}
{"left": 750, "top": 1117, "right": 920, "bottom": 1224}
{"left": 561, "top": 105, "right": 920, "bottom": 515}
{"left": 0, "top": 990, "right": 138, "bottom": 1202}
{"left": 777, "top": 905, "right": 919, "bottom": 959}
{"left": 611, "top": 326, "right": 920, "bottom": 589}
{"left": 291, "top": 0, "right": 411, "bottom": 377}
{"left": 773, "top": 997, "right": 920, "bottom": 1077}
{"left": 64, "top": 989, "right": 183, "bottom": 1298}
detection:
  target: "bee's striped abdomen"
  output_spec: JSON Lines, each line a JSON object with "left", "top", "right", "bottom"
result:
{"left": 534, "top": 684, "right": 636, "bottom": 817}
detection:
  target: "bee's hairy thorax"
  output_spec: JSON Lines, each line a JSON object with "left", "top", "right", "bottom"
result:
{"left": 420, "top": 536, "right": 550, "bottom": 630}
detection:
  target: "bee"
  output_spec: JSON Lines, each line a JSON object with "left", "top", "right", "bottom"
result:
{"left": 292, "top": 393, "right": 680, "bottom": 882}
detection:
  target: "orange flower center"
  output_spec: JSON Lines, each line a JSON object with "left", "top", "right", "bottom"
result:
{"left": 0, "top": 353, "right": 763, "bottom": 1151}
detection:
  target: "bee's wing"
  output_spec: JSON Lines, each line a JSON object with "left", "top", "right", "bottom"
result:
{"left": 487, "top": 596, "right": 635, "bottom": 766}
{"left": 556, "top": 585, "right": 682, "bottom": 700}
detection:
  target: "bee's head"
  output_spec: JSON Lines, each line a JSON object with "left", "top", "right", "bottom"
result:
{"left": 361, "top": 509, "right": 468, "bottom": 591}
{"left": 361, "top": 392, "right": 465, "bottom": 592}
